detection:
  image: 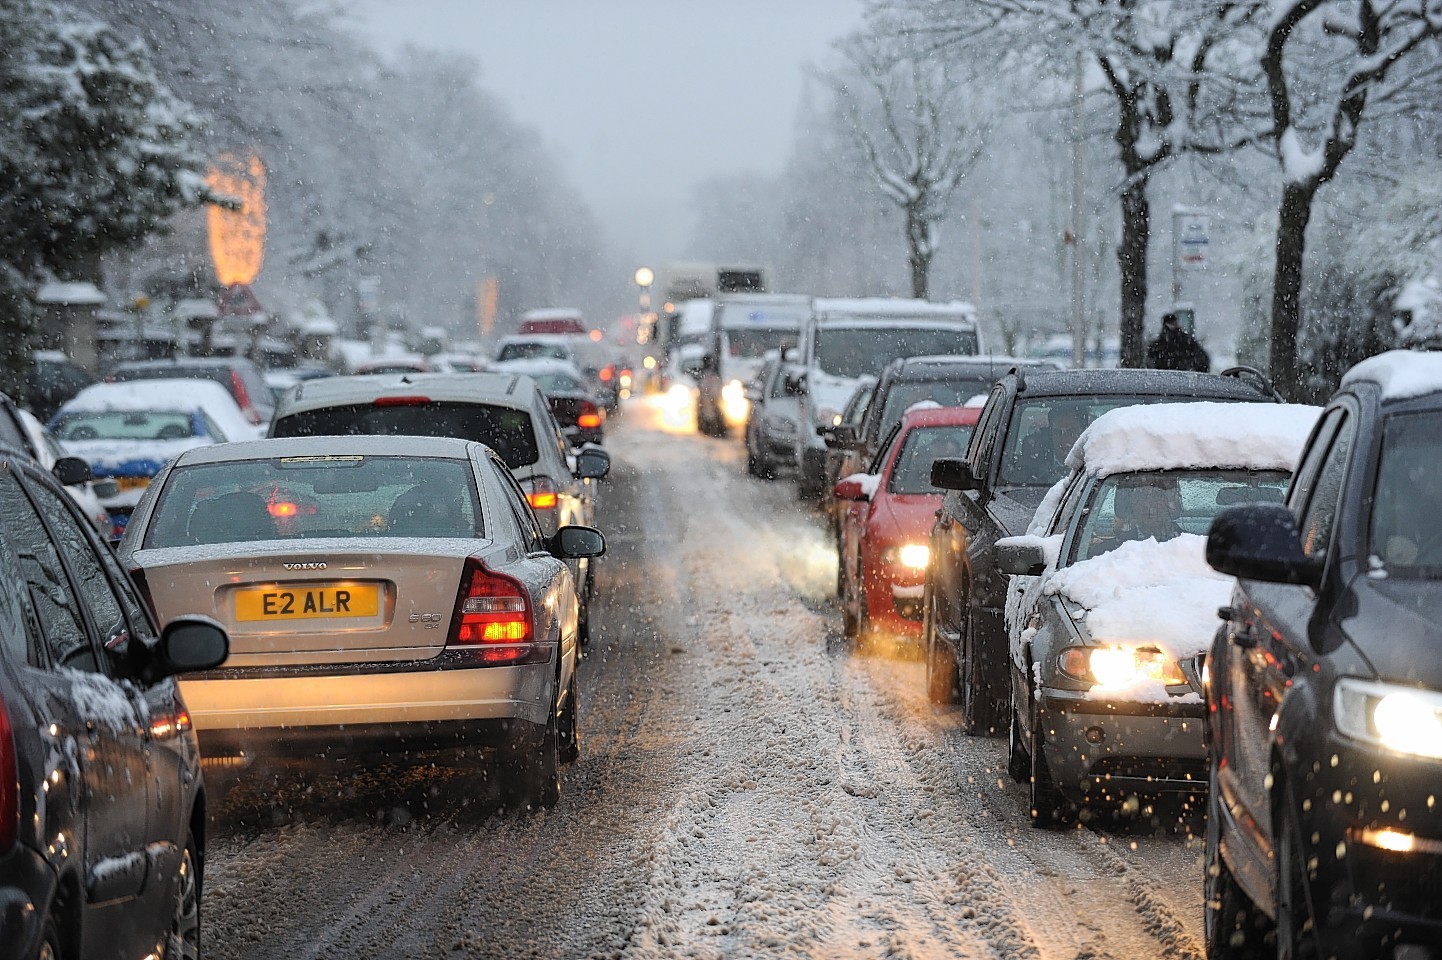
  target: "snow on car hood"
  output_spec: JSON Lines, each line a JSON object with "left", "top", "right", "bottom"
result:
{"left": 1043, "top": 533, "right": 1230, "bottom": 689}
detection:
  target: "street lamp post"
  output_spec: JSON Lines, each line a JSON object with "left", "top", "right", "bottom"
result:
{"left": 633, "top": 266, "right": 655, "bottom": 345}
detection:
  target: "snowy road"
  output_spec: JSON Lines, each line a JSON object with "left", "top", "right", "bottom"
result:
{"left": 202, "top": 398, "right": 1208, "bottom": 959}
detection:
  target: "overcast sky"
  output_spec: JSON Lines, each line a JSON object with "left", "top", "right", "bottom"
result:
{"left": 350, "top": 0, "right": 865, "bottom": 265}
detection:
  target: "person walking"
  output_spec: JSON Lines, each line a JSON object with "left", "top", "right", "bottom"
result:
{"left": 1146, "top": 312, "right": 1210, "bottom": 372}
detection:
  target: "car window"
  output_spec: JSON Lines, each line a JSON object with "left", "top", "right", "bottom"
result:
{"left": 273, "top": 401, "right": 541, "bottom": 467}
{"left": 1370, "top": 410, "right": 1442, "bottom": 576}
{"left": 0, "top": 517, "right": 40, "bottom": 665}
{"left": 998, "top": 396, "right": 1166, "bottom": 487}
{"left": 877, "top": 378, "right": 991, "bottom": 442}
{"left": 143, "top": 455, "right": 484, "bottom": 547}
{"left": 52, "top": 410, "right": 194, "bottom": 442}
{"left": 888, "top": 424, "right": 976, "bottom": 494}
{"left": 492, "top": 455, "right": 546, "bottom": 549}
{"left": 1296, "top": 413, "right": 1355, "bottom": 560}
{"left": 0, "top": 405, "right": 27, "bottom": 450}
{"left": 0, "top": 467, "right": 98, "bottom": 671}
{"left": 201, "top": 411, "right": 228, "bottom": 442}
{"left": 1286, "top": 407, "right": 1342, "bottom": 515}
{"left": 869, "top": 425, "right": 901, "bottom": 475}
{"left": 966, "top": 384, "right": 1007, "bottom": 471}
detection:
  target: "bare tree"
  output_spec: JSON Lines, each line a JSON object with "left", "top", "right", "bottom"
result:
{"left": 1262, "top": 0, "right": 1442, "bottom": 398}
{"left": 828, "top": 30, "right": 989, "bottom": 299}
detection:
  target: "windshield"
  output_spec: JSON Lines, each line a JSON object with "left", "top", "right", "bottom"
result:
{"left": 725, "top": 328, "right": 796, "bottom": 358}
{"left": 877, "top": 379, "right": 992, "bottom": 441}
{"left": 1371, "top": 411, "right": 1442, "bottom": 578}
{"left": 1072, "top": 469, "right": 1290, "bottom": 563}
{"left": 889, "top": 424, "right": 977, "bottom": 495}
{"left": 813, "top": 327, "right": 979, "bottom": 379}
{"left": 272, "top": 402, "right": 539, "bottom": 467}
{"left": 52, "top": 410, "right": 198, "bottom": 442}
{"left": 143, "top": 456, "right": 482, "bottom": 547}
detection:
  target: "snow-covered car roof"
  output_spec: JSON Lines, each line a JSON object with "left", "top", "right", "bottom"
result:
{"left": 59, "top": 378, "right": 252, "bottom": 430}
{"left": 172, "top": 433, "right": 480, "bottom": 468}
{"left": 1341, "top": 348, "right": 1442, "bottom": 400}
{"left": 275, "top": 372, "right": 540, "bottom": 417}
{"left": 496, "top": 333, "right": 574, "bottom": 346}
{"left": 1065, "top": 401, "right": 1321, "bottom": 478}
{"left": 812, "top": 297, "right": 977, "bottom": 324}
{"left": 491, "top": 357, "right": 587, "bottom": 379}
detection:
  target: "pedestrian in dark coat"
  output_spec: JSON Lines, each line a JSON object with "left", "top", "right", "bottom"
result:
{"left": 1146, "top": 313, "right": 1210, "bottom": 372}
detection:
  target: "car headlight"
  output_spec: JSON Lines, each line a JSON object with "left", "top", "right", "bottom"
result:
{"left": 1335, "top": 679, "right": 1442, "bottom": 759}
{"left": 1058, "top": 645, "right": 1184, "bottom": 689}
{"left": 881, "top": 544, "right": 930, "bottom": 570}
{"left": 816, "top": 407, "right": 842, "bottom": 428}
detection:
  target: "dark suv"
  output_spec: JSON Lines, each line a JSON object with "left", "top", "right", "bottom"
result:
{"left": 0, "top": 446, "right": 228, "bottom": 960}
{"left": 1203, "top": 351, "right": 1442, "bottom": 959}
{"left": 925, "top": 366, "right": 1279, "bottom": 732}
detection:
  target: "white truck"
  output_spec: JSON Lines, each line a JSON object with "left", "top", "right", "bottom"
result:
{"left": 790, "top": 298, "right": 982, "bottom": 499}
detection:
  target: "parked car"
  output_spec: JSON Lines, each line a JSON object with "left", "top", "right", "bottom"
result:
{"left": 924, "top": 366, "right": 1282, "bottom": 733}
{"left": 0, "top": 446, "right": 228, "bottom": 960}
{"left": 694, "top": 292, "right": 809, "bottom": 437}
{"left": 1203, "top": 350, "right": 1442, "bottom": 959}
{"left": 109, "top": 356, "right": 274, "bottom": 427}
{"left": 833, "top": 403, "right": 980, "bottom": 649}
{"left": 27, "top": 349, "right": 96, "bottom": 423}
{"left": 996, "top": 401, "right": 1318, "bottom": 826}
{"left": 268, "top": 373, "right": 610, "bottom": 640}
{"left": 493, "top": 358, "right": 607, "bottom": 447}
{"left": 743, "top": 348, "right": 802, "bottom": 479}
{"left": 119, "top": 435, "right": 601, "bottom": 808}
{"left": 51, "top": 379, "right": 259, "bottom": 538}
{"left": 789, "top": 297, "right": 981, "bottom": 500}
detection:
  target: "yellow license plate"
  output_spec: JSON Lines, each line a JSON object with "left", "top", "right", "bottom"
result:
{"left": 233, "top": 584, "right": 379, "bottom": 622}
{"left": 115, "top": 476, "right": 150, "bottom": 492}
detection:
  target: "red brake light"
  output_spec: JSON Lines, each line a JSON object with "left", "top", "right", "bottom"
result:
{"left": 599, "top": 365, "right": 615, "bottom": 382}
{"left": 373, "top": 396, "right": 432, "bottom": 407}
{"left": 230, "top": 370, "right": 261, "bottom": 425}
{"left": 449, "top": 559, "right": 537, "bottom": 664}
{"left": 0, "top": 696, "right": 16, "bottom": 851}
{"left": 527, "top": 477, "right": 558, "bottom": 511}
{"left": 577, "top": 401, "right": 602, "bottom": 430}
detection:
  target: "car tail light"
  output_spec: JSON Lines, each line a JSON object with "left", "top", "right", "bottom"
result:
{"left": 449, "top": 559, "right": 541, "bottom": 665}
{"left": 599, "top": 365, "right": 615, "bottom": 383}
{"left": 526, "top": 477, "right": 558, "bottom": 511}
{"left": 230, "top": 370, "right": 262, "bottom": 425}
{"left": 0, "top": 694, "right": 17, "bottom": 852}
{"left": 577, "top": 401, "right": 602, "bottom": 430}
{"left": 373, "top": 396, "right": 432, "bottom": 407}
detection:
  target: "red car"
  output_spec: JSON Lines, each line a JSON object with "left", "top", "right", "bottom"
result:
{"left": 834, "top": 404, "right": 980, "bottom": 646}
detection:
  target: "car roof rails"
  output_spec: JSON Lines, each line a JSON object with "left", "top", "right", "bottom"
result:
{"left": 1218, "top": 365, "right": 1285, "bottom": 402}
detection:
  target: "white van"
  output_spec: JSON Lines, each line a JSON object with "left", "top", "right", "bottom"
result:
{"left": 694, "top": 293, "right": 810, "bottom": 436}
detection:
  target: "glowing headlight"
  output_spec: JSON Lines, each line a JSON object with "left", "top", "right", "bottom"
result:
{"left": 1059, "top": 645, "right": 1183, "bottom": 690}
{"left": 721, "top": 379, "right": 750, "bottom": 424}
{"left": 1335, "top": 679, "right": 1442, "bottom": 759}
{"left": 816, "top": 407, "right": 842, "bottom": 428}
{"left": 882, "top": 544, "right": 930, "bottom": 570}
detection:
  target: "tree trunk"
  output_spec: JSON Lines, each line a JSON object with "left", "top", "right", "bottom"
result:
{"left": 907, "top": 204, "right": 930, "bottom": 300}
{"left": 1117, "top": 174, "right": 1150, "bottom": 368}
{"left": 1270, "top": 180, "right": 1315, "bottom": 401}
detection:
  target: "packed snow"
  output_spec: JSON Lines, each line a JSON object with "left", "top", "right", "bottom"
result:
{"left": 1342, "top": 349, "right": 1442, "bottom": 400}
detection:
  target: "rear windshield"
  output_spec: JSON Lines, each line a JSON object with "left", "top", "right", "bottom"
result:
{"left": 725, "top": 328, "right": 796, "bottom": 358}
{"left": 53, "top": 410, "right": 198, "bottom": 442}
{"left": 889, "top": 424, "right": 977, "bottom": 494}
{"left": 497, "top": 342, "right": 569, "bottom": 362}
{"left": 1371, "top": 410, "right": 1442, "bottom": 578}
{"left": 531, "top": 372, "right": 587, "bottom": 394}
{"left": 143, "top": 455, "right": 482, "bottom": 548}
{"left": 814, "top": 327, "right": 979, "bottom": 379}
{"left": 272, "top": 402, "right": 539, "bottom": 467}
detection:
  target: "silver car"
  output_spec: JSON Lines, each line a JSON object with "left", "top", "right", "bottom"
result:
{"left": 119, "top": 435, "right": 604, "bottom": 809}
{"left": 995, "top": 401, "right": 1319, "bottom": 826}
{"left": 267, "top": 372, "right": 610, "bottom": 642}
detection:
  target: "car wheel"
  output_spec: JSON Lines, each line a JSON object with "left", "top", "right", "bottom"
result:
{"left": 1275, "top": 787, "right": 1324, "bottom": 960}
{"left": 924, "top": 590, "right": 960, "bottom": 705}
{"left": 164, "top": 830, "right": 201, "bottom": 960}
{"left": 1028, "top": 708, "right": 1070, "bottom": 828}
{"left": 1204, "top": 768, "right": 1272, "bottom": 959}
{"left": 37, "top": 916, "right": 62, "bottom": 960}
{"left": 960, "top": 609, "right": 1005, "bottom": 735}
{"left": 501, "top": 717, "right": 561, "bottom": 811}
{"left": 558, "top": 673, "right": 580, "bottom": 765}
{"left": 1007, "top": 688, "right": 1029, "bottom": 784}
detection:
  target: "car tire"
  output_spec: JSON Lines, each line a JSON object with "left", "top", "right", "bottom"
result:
{"left": 38, "top": 915, "right": 62, "bottom": 960}
{"left": 1204, "top": 769, "right": 1272, "bottom": 959}
{"left": 164, "top": 829, "right": 202, "bottom": 960}
{"left": 1275, "top": 784, "right": 1333, "bottom": 960}
{"left": 1029, "top": 708, "right": 1070, "bottom": 828}
{"left": 1007, "top": 688, "right": 1029, "bottom": 784}
{"left": 501, "top": 717, "right": 561, "bottom": 811}
{"left": 558, "top": 673, "right": 581, "bottom": 765}
{"left": 924, "top": 590, "right": 960, "bottom": 705}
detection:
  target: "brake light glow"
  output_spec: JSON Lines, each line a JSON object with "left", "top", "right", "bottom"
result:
{"left": 449, "top": 559, "right": 540, "bottom": 664}
{"left": 231, "top": 370, "right": 262, "bottom": 425}
{"left": 527, "top": 477, "right": 558, "bottom": 511}
{"left": 373, "top": 396, "right": 432, "bottom": 407}
{"left": 577, "top": 401, "right": 602, "bottom": 430}
{"left": 599, "top": 365, "right": 615, "bottom": 382}
{"left": 0, "top": 695, "right": 16, "bottom": 851}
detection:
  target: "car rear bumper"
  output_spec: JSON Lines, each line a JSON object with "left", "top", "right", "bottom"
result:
{"left": 180, "top": 658, "right": 556, "bottom": 743}
{"left": 1039, "top": 690, "right": 1206, "bottom": 800}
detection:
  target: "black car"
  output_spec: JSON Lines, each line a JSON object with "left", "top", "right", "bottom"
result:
{"left": 109, "top": 357, "right": 274, "bottom": 428}
{"left": 925, "top": 366, "right": 1280, "bottom": 733}
{"left": 0, "top": 445, "right": 228, "bottom": 960}
{"left": 1203, "top": 350, "right": 1442, "bottom": 959}
{"left": 28, "top": 352, "right": 96, "bottom": 425}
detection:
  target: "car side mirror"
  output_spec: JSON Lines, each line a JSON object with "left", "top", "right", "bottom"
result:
{"left": 550, "top": 525, "right": 606, "bottom": 559}
{"left": 995, "top": 536, "right": 1048, "bottom": 576}
{"left": 824, "top": 424, "right": 859, "bottom": 450}
{"left": 784, "top": 370, "right": 806, "bottom": 396}
{"left": 140, "top": 615, "right": 229, "bottom": 682}
{"left": 833, "top": 476, "right": 871, "bottom": 501}
{"left": 1206, "top": 503, "right": 1322, "bottom": 588}
{"left": 573, "top": 447, "right": 610, "bottom": 480}
{"left": 930, "top": 458, "right": 977, "bottom": 492}
{"left": 53, "top": 456, "right": 92, "bottom": 486}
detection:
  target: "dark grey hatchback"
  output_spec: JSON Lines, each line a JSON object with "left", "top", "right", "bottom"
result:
{"left": 0, "top": 447, "right": 227, "bottom": 960}
{"left": 1204, "top": 350, "right": 1442, "bottom": 960}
